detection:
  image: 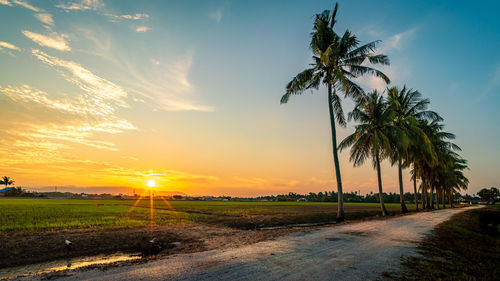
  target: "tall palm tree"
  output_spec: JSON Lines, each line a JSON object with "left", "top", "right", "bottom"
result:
{"left": 339, "top": 91, "right": 396, "bottom": 216}
{"left": 386, "top": 86, "right": 442, "bottom": 213}
{"left": 281, "top": 3, "right": 389, "bottom": 221}
{"left": 1, "top": 176, "right": 14, "bottom": 188}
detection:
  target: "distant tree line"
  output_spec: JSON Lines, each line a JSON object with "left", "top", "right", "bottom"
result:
{"left": 477, "top": 187, "right": 500, "bottom": 204}
{"left": 257, "top": 190, "right": 480, "bottom": 204}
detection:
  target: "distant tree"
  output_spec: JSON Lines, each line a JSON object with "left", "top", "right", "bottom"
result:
{"left": 0, "top": 176, "right": 15, "bottom": 188}
{"left": 4, "top": 187, "right": 23, "bottom": 197}
{"left": 478, "top": 187, "right": 500, "bottom": 204}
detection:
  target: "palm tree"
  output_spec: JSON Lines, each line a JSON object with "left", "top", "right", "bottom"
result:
{"left": 386, "top": 86, "right": 441, "bottom": 213}
{"left": 281, "top": 3, "right": 390, "bottom": 221}
{"left": 1, "top": 176, "right": 14, "bottom": 188}
{"left": 414, "top": 120, "right": 461, "bottom": 209}
{"left": 339, "top": 91, "right": 396, "bottom": 216}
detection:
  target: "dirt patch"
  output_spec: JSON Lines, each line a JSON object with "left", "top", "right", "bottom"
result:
{"left": 0, "top": 224, "right": 297, "bottom": 269}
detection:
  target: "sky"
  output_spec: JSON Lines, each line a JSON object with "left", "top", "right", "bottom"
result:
{"left": 0, "top": 0, "right": 499, "bottom": 196}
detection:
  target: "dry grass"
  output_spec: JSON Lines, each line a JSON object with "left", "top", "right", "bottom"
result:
{"left": 395, "top": 206, "right": 500, "bottom": 281}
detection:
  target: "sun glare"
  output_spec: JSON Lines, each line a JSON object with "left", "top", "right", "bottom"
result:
{"left": 147, "top": 180, "right": 156, "bottom": 188}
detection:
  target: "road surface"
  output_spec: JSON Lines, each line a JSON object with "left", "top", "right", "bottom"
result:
{"left": 26, "top": 206, "right": 479, "bottom": 281}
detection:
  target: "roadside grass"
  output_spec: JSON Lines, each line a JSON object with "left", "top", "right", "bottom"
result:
{"left": 395, "top": 206, "right": 500, "bottom": 281}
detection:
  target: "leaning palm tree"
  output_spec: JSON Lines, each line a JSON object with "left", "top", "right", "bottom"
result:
{"left": 339, "top": 91, "right": 396, "bottom": 216}
{"left": 386, "top": 86, "right": 442, "bottom": 213}
{"left": 281, "top": 3, "right": 390, "bottom": 221}
{"left": 1, "top": 176, "right": 14, "bottom": 188}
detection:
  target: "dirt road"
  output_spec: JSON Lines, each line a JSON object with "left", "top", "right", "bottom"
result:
{"left": 25, "top": 206, "right": 479, "bottom": 281}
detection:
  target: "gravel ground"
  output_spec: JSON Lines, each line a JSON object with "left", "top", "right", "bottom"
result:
{"left": 19, "top": 206, "right": 479, "bottom": 281}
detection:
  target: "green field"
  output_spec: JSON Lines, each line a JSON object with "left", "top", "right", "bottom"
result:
{"left": 0, "top": 198, "right": 417, "bottom": 233}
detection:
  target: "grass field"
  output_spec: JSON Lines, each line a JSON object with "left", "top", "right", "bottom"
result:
{"left": 0, "top": 198, "right": 418, "bottom": 233}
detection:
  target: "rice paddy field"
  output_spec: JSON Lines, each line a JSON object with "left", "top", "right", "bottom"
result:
{"left": 0, "top": 198, "right": 417, "bottom": 233}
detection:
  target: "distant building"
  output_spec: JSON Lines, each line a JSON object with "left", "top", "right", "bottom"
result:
{"left": 297, "top": 197, "right": 308, "bottom": 202}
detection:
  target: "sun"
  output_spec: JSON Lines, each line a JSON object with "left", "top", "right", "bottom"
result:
{"left": 147, "top": 180, "right": 156, "bottom": 188}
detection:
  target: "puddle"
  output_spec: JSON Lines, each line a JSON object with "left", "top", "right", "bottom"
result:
{"left": 326, "top": 237, "right": 342, "bottom": 241}
{"left": 0, "top": 253, "right": 141, "bottom": 280}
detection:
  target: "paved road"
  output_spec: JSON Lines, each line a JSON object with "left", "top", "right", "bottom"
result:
{"left": 35, "top": 206, "right": 480, "bottom": 281}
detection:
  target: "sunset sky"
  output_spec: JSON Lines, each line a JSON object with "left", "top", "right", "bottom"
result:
{"left": 0, "top": 0, "right": 499, "bottom": 196}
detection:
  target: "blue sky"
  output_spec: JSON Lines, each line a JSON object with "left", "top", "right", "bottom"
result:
{"left": 0, "top": 0, "right": 498, "bottom": 196}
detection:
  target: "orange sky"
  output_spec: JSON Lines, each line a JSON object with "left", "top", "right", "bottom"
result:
{"left": 1, "top": 0, "right": 495, "bottom": 197}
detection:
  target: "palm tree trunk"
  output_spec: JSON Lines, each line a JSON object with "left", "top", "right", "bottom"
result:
{"left": 436, "top": 189, "right": 440, "bottom": 209}
{"left": 398, "top": 159, "right": 408, "bottom": 213}
{"left": 423, "top": 178, "right": 430, "bottom": 209}
{"left": 375, "top": 153, "right": 389, "bottom": 216}
{"left": 413, "top": 174, "right": 418, "bottom": 211}
{"left": 449, "top": 192, "right": 453, "bottom": 208}
{"left": 430, "top": 185, "right": 435, "bottom": 209}
{"left": 441, "top": 189, "right": 446, "bottom": 209}
{"left": 420, "top": 179, "right": 425, "bottom": 209}
{"left": 327, "top": 85, "right": 344, "bottom": 222}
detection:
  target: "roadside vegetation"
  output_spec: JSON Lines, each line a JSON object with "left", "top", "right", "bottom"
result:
{"left": 394, "top": 206, "right": 500, "bottom": 280}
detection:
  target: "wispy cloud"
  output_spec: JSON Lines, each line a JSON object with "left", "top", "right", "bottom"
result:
{"left": 121, "top": 50, "right": 214, "bottom": 112}
{"left": 0, "top": 41, "right": 20, "bottom": 51}
{"left": 354, "top": 26, "right": 418, "bottom": 91}
{"left": 476, "top": 62, "right": 500, "bottom": 101}
{"left": 56, "top": 0, "right": 102, "bottom": 11}
{"left": 31, "top": 49, "right": 129, "bottom": 109}
{"left": 0, "top": 49, "right": 136, "bottom": 152}
{"left": 0, "top": 0, "right": 11, "bottom": 6}
{"left": 34, "top": 13, "right": 54, "bottom": 26}
{"left": 11, "top": 0, "right": 39, "bottom": 12}
{"left": 22, "top": 30, "right": 71, "bottom": 51}
{"left": 106, "top": 13, "right": 149, "bottom": 21}
{"left": 385, "top": 27, "right": 418, "bottom": 51}
{"left": 135, "top": 26, "right": 150, "bottom": 33}
{"left": 209, "top": 9, "right": 222, "bottom": 23}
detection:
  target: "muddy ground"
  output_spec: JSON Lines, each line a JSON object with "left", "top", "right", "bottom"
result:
{"left": 0, "top": 205, "right": 446, "bottom": 269}
{"left": 0, "top": 224, "right": 297, "bottom": 268}
{"left": 25, "top": 207, "right": 481, "bottom": 281}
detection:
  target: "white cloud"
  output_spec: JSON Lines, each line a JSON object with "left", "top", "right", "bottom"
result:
{"left": 0, "top": 50, "right": 137, "bottom": 151}
{"left": 135, "top": 26, "right": 150, "bottom": 33}
{"left": 385, "top": 26, "right": 418, "bottom": 51}
{"left": 56, "top": 0, "right": 102, "bottom": 11}
{"left": 11, "top": 0, "right": 39, "bottom": 12}
{"left": 0, "top": 41, "right": 20, "bottom": 51}
{"left": 209, "top": 10, "right": 222, "bottom": 23}
{"left": 34, "top": 13, "right": 54, "bottom": 26}
{"left": 22, "top": 30, "right": 71, "bottom": 51}
{"left": 31, "top": 49, "right": 129, "bottom": 109}
{"left": 0, "top": 0, "right": 12, "bottom": 6}
{"left": 122, "top": 51, "right": 214, "bottom": 112}
{"left": 1, "top": 84, "right": 135, "bottom": 151}
{"left": 106, "top": 13, "right": 149, "bottom": 21}
{"left": 150, "top": 59, "right": 160, "bottom": 65}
